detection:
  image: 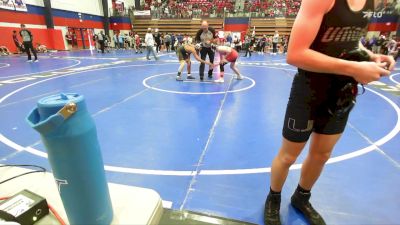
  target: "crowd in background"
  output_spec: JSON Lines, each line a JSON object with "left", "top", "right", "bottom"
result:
{"left": 116, "top": 0, "right": 302, "bottom": 19}
{"left": 362, "top": 34, "right": 399, "bottom": 60}
{"left": 91, "top": 28, "right": 291, "bottom": 57}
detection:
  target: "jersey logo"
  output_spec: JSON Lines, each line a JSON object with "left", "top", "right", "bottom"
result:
{"left": 321, "top": 27, "right": 364, "bottom": 43}
{"left": 288, "top": 118, "right": 314, "bottom": 132}
{"left": 362, "top": 11, "right": 383, "bottom": 18}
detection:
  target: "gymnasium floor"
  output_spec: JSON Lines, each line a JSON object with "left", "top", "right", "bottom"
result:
{"left": 0, "top": 50, "right": 399, "bottom": 225}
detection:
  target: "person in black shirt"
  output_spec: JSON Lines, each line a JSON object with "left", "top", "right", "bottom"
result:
{"left": 154, "top": 30, "right": 161, "bottom": 53}
{"left": 97, "top": 31, "right": 106, "bottom": 53}
{"left": 195, "top": 20, "right": 217, "bottom": 81}
{"left": 19, "top": 24, "right": 38, "bottom": 62}
{"left": 264, "top": 0, "right": 395, "bottom": 225}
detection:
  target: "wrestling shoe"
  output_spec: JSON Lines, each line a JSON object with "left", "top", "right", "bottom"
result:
{"left": 291, "top": 190, "right": 326, "bottom": 225}
{"left": 176, "top": 75, "right": 183, "bottom": 81}
{"left": 264, "top": 193, "right": 281, "bottom": 225}
{"left": 214, "top": 78, "right": 224, "bottom": 83}
{"left": 208, "top": 70, "right": 213, "bottom": 79}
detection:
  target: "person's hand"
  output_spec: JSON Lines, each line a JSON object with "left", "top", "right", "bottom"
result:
{"left": 352, "top": 61, "right": 390, "bottom": 84}
{"left": 370, "top": 54, "right": 395, "bottom": 71}
{"left": 206, "top": 61, "right": 213, "bottom": 66}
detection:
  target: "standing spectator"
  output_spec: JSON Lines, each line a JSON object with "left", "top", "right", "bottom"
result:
{"left": 282, "top": 35, "right": 289, "bottom": 54}
{"left": 72, "top": 33, "right": 77, "bottom": 48}
{"left": 65, "top": 31, "right": 73, "bottom": 50}
{"left": 12, "top": 30, "right": 23, "bottom": 53}
{"left": 164, "top": 33, "right": 171, "bottom": 52}
{"left": 260, "top": 35, "right": 267, "bottom": 54}
{"left": 19, "top": 24, "right": 38, "bottom": 62}
{"left": 272, "top": 30, "right": 279, "bottom": 54}
{"left": 118, "top": 32, "right": 125, "bottom": 49}
{"left": 244, "top": 35, "right": 252, "bottom": 57}
{"left": 134, "top": 33, "right": 142, "bottom": 53}
{"left": 93, "top": 33, "right": 99, "bottom": 52}
{"left": 154, "top": 29, "right": 161, "bottom": 53}
{"left": 145, "top": 28, "right": 158, "bottom": 60}
{"left": 226, "top": 33, "right": 233, "bottom": 46}
{"left": 124, "top": 33, "right": 131, "bottom": 49}
{"left": 171, "top": 33, "right": 176, "bottom": 51}
{"left": 177, "top": 33, "right": 184, "bottom": 46}
{"left": 113, "top": 33, "right": 119, "bottom": 49}
{"left": 195, "top": 20, "right": 216, "bottom": 81}
{"left": 97, "top": 31, "right": 106, "bottom": 53}
{"left": 233, "top": 35, "right": 240, "bottom": 51}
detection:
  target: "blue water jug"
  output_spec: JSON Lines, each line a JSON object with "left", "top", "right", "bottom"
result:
{"left": 26, "top": 93, "right": 113, "bottom": 225}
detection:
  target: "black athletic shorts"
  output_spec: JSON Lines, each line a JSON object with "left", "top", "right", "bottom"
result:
{"left": 282, "top": 72, "right": 357, "bottom": 143}
{"left": 177, "top": 46, "right": 190, "bottom": 61}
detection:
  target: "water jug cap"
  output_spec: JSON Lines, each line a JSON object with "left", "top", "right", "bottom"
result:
{"left": 37, "top": 93, "right": 84, "bottom": 122}
{"left": 38, "top": 93, "right": 83, "bottom": 107}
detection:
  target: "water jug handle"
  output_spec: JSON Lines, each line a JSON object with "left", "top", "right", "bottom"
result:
{"left": 58, "top": 102, "right": 77, "bottom": 119}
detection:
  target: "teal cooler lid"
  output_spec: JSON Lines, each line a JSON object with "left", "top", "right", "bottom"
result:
{"left": 37, "top": 93, "right": 85, "bottom": 122}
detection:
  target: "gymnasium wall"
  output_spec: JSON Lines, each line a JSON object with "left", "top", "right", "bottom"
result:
{"left": 0, "top": 1, "right": 132, "bottom": 52}
{"left": 0, "top": 26, "right": 64, "bottom": 53}
{"left": 25, "top": 0, "right": 104, "bottom": 16}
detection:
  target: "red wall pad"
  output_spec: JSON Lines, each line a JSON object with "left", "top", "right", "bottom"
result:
{"left": 53, "top": 17, "right": 104, "bottom": 29}
{"left": 110, "top": 23, "right": 131, "bottom": 31}
{"left": 0, "top": 27, "right": 65, "bottom": 53}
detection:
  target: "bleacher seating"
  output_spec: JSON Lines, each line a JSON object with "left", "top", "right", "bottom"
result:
{"left": 131, "top": 18, "right": 224, "bottom": 37}
{"left": 130, "top": 0, "right": 300, "bottom": 38}
{"left": 250, "top": 17, "right": 295, "bottom": 37}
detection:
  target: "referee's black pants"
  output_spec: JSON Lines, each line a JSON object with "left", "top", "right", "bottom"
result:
{"left": 199, "top": 47, "right": 214, "bottom": 79}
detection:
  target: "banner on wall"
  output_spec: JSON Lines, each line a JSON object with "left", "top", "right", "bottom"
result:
{"left": 0, "top": 0, "right": 27, "bottom": 12}
{"left": 0, "top": 0, "right": 15, "bottom": 10}
{"left": 14, "top": 0, "right": 27, "bottom": 12}
{"left": 133, "top": 10, "right": 151, "bottom": 16}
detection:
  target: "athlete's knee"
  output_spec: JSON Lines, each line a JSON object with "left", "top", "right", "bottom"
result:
{"left": 309, "top": 151, "right": 332, "bottom": 164}
{"left": 277, "top": 151, "right": 298, "bottom": 166}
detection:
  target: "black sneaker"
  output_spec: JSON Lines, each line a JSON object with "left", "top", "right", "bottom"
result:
{"left": 291, "top": 190, "right": 326, "bottom": 225}
{"left": 187, "top": 75, "right": 195, "bottom": 80}
{"left": 264, "top": 193, "right": 281, "bottom": 225}
{"left": 200, "top": 75, "right": 204, "bottom": 81}
{"left": 208, "top": 70, "right": 213, "bottom": 79}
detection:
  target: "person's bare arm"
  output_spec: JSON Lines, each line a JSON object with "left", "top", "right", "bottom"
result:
{"left": 187, "top": 46, "right": 213, "bottom": 66}
{"left": 287, "top": 0, "right": 390, "bottom": 84}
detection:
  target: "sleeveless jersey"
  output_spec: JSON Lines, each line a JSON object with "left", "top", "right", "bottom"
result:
{"left": 299, "top": 0, "right": 374, "bottom": 77}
